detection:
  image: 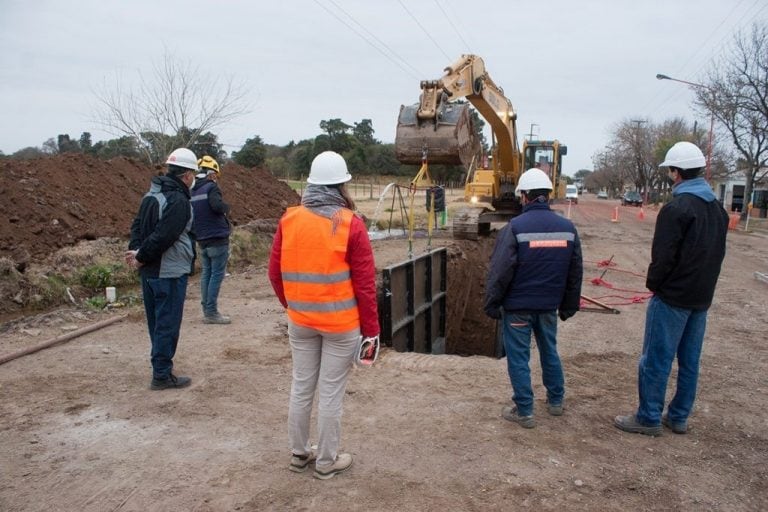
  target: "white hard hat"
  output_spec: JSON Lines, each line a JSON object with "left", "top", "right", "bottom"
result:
{"left": 307, "top": 151, "right": 352, "bottom": 185}
{"left": 165, "top": 148, "right": 199, "bottom": 171}
{"left": 515, "top": 168, "right": 553, "bottom": 194}
{"left": 660, "top": 142, "right": 706, "bottom": 170}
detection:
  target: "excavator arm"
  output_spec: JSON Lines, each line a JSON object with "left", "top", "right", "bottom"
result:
{"left": 396, "top": 54, "right": 564, "bottom": 239}
{"left": 415, "top": 55, "right": 520, "bottom": 179}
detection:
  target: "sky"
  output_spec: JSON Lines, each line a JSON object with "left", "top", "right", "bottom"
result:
{"left": 1, "top": 0, "right": 766, "bottom": 174}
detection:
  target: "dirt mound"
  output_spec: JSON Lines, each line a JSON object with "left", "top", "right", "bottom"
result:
{"left": 0, "top": 154, "right": 299, "bottom": 265}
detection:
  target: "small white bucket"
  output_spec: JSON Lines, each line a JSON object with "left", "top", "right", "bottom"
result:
{"left": 105, "top": 287, "right": 117, "bottom": 303}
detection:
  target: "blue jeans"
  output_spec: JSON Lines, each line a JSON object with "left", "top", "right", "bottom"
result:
{"left": 199, "top": 243, "right": 229, "bottom": 316}
{"left": 636, "top": 295, "right": 708, "bottom": 426}
{"left": 502, "top": 311, "right": 564, "bottom": 416}
{"left": 141, "top": 274, "right": 188, "bottom": 379}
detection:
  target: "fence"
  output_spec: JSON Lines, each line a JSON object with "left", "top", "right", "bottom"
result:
{"left": 286, "top": 179, "right": 464, "bottom": 200}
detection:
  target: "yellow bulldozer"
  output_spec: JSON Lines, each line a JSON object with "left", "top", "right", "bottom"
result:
{"left": 395, "top": 54, "right": 567, "bottom": 239}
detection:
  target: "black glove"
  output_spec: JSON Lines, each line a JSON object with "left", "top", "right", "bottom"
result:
{"left": 485, "top": 306, "right": 503, "bottom": 320}
{"left": 559, "top": 309, "right": 577, "bottom": 321}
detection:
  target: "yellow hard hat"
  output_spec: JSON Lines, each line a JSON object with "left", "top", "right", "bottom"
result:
{"left": 197, "top": 155, "right": 220, "bottom": 175}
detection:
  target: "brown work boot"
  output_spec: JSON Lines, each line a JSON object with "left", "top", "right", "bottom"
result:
{"left": 314, "top": 453, "right": 353, "bottom": 480}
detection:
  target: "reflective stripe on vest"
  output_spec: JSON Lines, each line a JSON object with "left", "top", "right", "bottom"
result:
{"left": 280, "top": 206, "right": 359, "bottom": 333}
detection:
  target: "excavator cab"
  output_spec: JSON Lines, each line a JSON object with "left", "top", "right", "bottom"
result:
{"left": 522, "top": 139, "right": 568, "bottom": 200}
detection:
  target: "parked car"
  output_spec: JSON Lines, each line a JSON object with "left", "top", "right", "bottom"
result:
{"left": 597, "top": 190, "right": 609, "bottom": 199}
{"left": 565, "top": 185, "right": 579, "bottom": 204}
{"left": 621, "top": 191, "right": 643, "bottom": 206}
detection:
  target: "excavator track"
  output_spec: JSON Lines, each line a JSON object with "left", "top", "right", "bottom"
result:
{"left": 452, "top": 206, "right": 491, "bottom": 240}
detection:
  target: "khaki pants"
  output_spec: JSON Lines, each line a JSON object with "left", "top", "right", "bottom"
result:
{"left": 287, "top": 320, "right": 359, "bottom": 467}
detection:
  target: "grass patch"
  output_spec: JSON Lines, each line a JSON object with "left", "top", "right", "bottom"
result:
{"left": 78, "top": 263, "right": 138, "bottom": 291}
{"left": 229, "top": 231, "right": 273, "bottom": 269}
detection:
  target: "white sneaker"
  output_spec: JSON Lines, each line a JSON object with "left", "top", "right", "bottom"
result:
{"left": 314, "top": 453, "right": 353, "bottom": 480}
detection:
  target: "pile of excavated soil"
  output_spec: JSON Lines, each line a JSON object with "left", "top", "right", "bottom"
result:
{"left": 0, "top": 154, "right": 299, "bottom": 266}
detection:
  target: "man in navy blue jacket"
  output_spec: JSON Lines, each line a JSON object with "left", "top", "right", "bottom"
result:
{"left": 126, "top": 147, "right": 197, "bottom": 390}
{"left": 191, "top": 156, "right": 232, "bottom": 324}
{"left": 615, "top": 142, "right": 729, "bottom": 436}
{"left": 485, "top": 168, "right": 583, "bottom": 428}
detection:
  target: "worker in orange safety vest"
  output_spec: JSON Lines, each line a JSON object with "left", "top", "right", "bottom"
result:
{"left": 268, "top": 151, "right": 379, "bottom": 480}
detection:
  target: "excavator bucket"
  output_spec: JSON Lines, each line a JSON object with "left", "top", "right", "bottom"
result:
{"left": 395, "top": 103, "right": 481, "bottom": 166}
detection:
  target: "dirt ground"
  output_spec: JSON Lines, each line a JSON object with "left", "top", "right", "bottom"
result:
{"left": 1, "top": 190, "right": 768, "bottom": 511}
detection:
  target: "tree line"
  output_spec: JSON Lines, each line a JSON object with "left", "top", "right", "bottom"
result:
{"left": 585, "top": 23, "right": 768, "bottom": 207}
{"left": 3, "top": 22, "right": 766, "bottom": 199}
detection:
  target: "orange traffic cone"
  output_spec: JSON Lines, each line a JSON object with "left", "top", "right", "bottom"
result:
{"left": 637, "top": 207, "right": 645, "bottom": 221}
{"left": 611, "top": 206, "right": 619, "bottom": 223}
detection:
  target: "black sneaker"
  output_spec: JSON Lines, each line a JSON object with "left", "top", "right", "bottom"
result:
{"left": 502, "top": 405, "right": 535, "bottom": 428}
{"left": 546, "top": 400, "right": 564, "bottom": 416}
{"left": 150, "top": 374, "right": 191, "bottom": 390}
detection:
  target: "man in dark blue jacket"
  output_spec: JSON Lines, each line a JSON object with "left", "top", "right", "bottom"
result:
{"left": 191, "top": 156, "right": 232, "bottom": 324}
{"left": 485, "top": 168, "right": 583, "bottom": 428}
{"left": 126, "top": 147, "right": 197, "bottom": 390}
{"left": 615, "top": 142, "right": 729, "bottom": 436}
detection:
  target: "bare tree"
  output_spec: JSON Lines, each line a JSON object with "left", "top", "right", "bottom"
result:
{"left": 93, "top": 52, "right": 250, "bottom": 165}
{"left": 702, "top": 22, "right": 768, "bottom": 208}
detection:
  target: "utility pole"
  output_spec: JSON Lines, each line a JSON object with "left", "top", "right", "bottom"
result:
{"left": 527, "top": 123, "right": 538, "bottom": 141}
{"left": 630, "top": 119, "right": 648, "bottom": 201}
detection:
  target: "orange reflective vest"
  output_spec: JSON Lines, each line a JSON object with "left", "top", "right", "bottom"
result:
{"left": 279, "top": 206, "right": 360, "bottom": 333}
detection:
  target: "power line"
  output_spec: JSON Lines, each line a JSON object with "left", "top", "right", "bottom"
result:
{"left": 644, "top": 0, "right": 765, "bottom": 120}
{"left": 325, "top": 0, "right": 423, "bottom": 78}
{"left": 433, "top": 0, "right": 472, "bottom": 53}
{"left": 312, "top": 0, "right": 421, "bottom": 80}
{"left": 397, "top": 0, "right": 452, "bottom": 62}
{"left": 674, "top": 0, "right": 752, "bottom": 79}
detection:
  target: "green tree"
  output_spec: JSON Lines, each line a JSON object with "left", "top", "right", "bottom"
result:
{"left": 189, "top": 130, "right": 223, "bottom": 160}
{"left": 10, "top": 146, "right": 45, "bottom": 159}
{"left": 92, "top": 136, "right": 142, "bottom": 159}
{"left": 42, "top": 138, "right": 58, "bottom": 154}
{"left": 574, "top": 169, "right": 592, "bottom": 181}
{"left": 312, "top": 134, "right": 332, "bottom": 155}
{"left": 265, "top": 156, "right": 290, "bottom": 179}
{"left": 232, "top": 135, "right": 266, "bottom": 167}
{"left": 57, "top": 134, "right": 81, "bottom": 153}
{"left": 289, "top": 140, "right": 315, "bottom": 178}
{"left": 352, "top": 119, "right": 378, "bottom": 145}
{"left": 79, "top": 132, "right": 95, "bottom": 155}
{"left": 319, "top": 118, "right": 354, "bottom": 153}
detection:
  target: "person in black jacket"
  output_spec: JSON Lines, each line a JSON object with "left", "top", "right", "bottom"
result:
{"left": 191, "top": 156, "right": 232, "bottom": 324}
{"left": 484, "top": 168, "right": 583, "bottom": 429}
{"left": 615, "top": 142, "right": 729, "bottom": 436}
{"left": 126, "top": 147, "right": 197, "bottom": 390}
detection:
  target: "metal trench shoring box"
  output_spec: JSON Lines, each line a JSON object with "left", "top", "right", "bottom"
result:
{"left": 379, "top": 248, "right": 447, "bottom": 354}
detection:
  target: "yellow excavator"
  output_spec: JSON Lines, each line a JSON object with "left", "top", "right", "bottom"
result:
{"left": 395, "top": 54, "right": 567, "bottom": 239}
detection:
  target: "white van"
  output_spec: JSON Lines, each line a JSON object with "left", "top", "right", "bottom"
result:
{"left": 565, "top": 185, "right": 579, "bottom": 204}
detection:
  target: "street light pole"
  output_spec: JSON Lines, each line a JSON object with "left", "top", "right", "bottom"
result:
{"left": 656, "top": 73, "right": 714, "bottom": 181}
